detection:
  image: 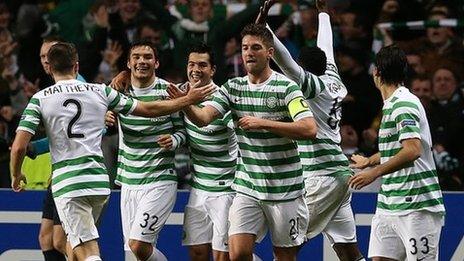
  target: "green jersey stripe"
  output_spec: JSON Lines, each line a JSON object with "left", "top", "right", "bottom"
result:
{"left": 238, "top": 142, "right": 296, "bottom": 153}
{"left": 380, "top": 183, "right": 442, "bottom": 197}
{"left": 117, "top": 162, "right": 174, "bottom": 173}
{"left": 382, "top": 170, "right": 438, "bottom": 185}
{"left": 303, "top": 160, "right": 350, "bottom": 171}
{"left": 53, "top": 181, "right": 109, "bottom": 198}
{"left": 299, "top": 148, "right": 343, "bottom": 158}
{"left": 241, "top": 155, "right": 300, "bottom": 166}
{"left": 118, "top": 149, "right": 174, "bottom": 161}
{"left": 191, "top": 182, "right": 235, "bottom": 192}
{"left": 234, "top": 177, "right": 303, "bottom": 193}
{"left": 377, "top": 197, "right": 444, "bottom": 211}
{"left": 116, "top": 174, "right": 177, "bottom": 185}
{"left": 52, "top": 155, "right": 105, "bottom": 171}
{"left": 52, "top": 168, "right": 107, "bottom": 185}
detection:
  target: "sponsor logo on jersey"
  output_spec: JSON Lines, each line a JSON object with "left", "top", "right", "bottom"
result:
{"left": 401, "top": 119, "right": 416, "bottom": 127}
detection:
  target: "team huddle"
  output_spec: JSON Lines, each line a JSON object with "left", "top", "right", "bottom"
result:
{"left": 10, "top": 0, "right": 445, "bottom": 261}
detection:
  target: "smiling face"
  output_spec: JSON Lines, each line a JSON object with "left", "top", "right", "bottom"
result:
{"left": 241, "top": 35, "right": 273, "bottom": 76}
{"left": 127, "top": 45, "right": 158, "bottom": 82}
{"left": 187, "top": 52, "right": 215, "bottom": 87}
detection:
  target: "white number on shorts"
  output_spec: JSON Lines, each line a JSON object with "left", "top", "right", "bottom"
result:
{"left": 289, "top": 217, "right": 300, "bottom": 240}
{"left": 140, "top": 212, "right": 159, "bottom": 232}
{"left": 409, "top": 237, "right": 430, "bottom": 255}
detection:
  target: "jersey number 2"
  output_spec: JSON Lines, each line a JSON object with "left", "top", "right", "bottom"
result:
{"left": 63, "top": 99, "right": 85, "bottom": 138}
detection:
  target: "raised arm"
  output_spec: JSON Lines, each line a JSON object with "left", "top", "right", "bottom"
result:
{"left": 317, "top": 12, "right": 335, "bottom": 65}
{"left": 268, "top": 26, "right": 306, "bottom": 86}
{"left": 256, "top": 0, "right": 305, "bottom": 85}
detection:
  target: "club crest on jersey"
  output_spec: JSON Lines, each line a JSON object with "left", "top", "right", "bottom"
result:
{"left": 266, "top": 96, "right": 278, "bottom": 109}
{"left": 401, "top": 119, "right": 416, "bottom": 127}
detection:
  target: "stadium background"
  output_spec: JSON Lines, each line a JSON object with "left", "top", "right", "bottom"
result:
{"left": 0, "top": 0, "right": 464, "bottom": 260}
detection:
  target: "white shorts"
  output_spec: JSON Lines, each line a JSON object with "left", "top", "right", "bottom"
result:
{"left": 304, "top": 175, "right": 357, "bottom": 244}
{"left": 120, "top": 183, "right": 177, "bottom": 251}
{"left": 368, "top": 211, "right": 444, "bottom": 261}
{"left": 182, "top": 188, "right": 235, "bottom": 252}
{"left": 54, "top": 195, "right": 108, "bottom": 249}
{"left": 228, "top": 194, "right": 308, "bottom": 248}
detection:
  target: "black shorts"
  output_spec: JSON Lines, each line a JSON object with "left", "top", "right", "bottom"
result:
{"left": 41, "top": 185, "right": 61, "bottom": 225}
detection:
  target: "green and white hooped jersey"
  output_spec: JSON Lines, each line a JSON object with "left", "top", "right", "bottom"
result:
{"left": 209, "top": 71, "right": 313, "bottom": 201}
{"left": 17, "top": 79, "right": 137, "bottom": 198}
{"left": 115, "top": 78, "right": 186, "bottom": 189}
{"left": 377, "top": 86, "right": 445, "bottom": 215}
{"left": 298, "top": 63, "right": 351, "bottom": 178}
{"left": 184, "top": 83, "right": 238, "bottom": 193}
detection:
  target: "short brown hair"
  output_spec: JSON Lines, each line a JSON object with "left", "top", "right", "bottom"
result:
{"left": 48, "top": 42, "right": 78, "bottom": 74}
{"left": 241, "top": 23, "right": 274, "bottom": 48}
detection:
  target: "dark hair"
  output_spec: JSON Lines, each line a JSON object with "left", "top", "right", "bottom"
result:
{"left": 43, "top": 35, "right": 64, "bottom": 44}
{"left": 188, "top": 42, "right": 215, "bottom": 67}
{"left": 129, "top": 40, "right": 158, "bottom": 59}
{"left": 241, "top": 23, "right": 274, "bottom": 48}
{"left": 298, "top": 46, "right": 326, "bottom": 76}
{"left": 48, "top": 42, "right": 78, "bottom": 74}
{"left": 375, "top": 45, "right": 408, "bottom": 86}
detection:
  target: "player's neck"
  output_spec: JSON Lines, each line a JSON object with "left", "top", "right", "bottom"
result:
{"left": 380, "top": 84, "right": 399, "bottom": 101}
{"left": 52, "top": 73, "right": 77, "bottom": 82}
{"left": 131, "top": 74, "right": 156, "bottom": 88}
{"left": 248, "top": 67, "right": 273, "bottom": 84}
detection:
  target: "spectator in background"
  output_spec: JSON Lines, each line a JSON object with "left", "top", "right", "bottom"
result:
{"left": 224, "top": 35, "right": 245, "bottom": 78}
{"left": 419, "top": 10, "right": 464, "bottom": 76}
{"left": 337, "top": 45, "right": 382, "bottom": 137}
{"left": 428, "top": 67, "right": 464, "bottom": 190}
{"left": 134, "top": 19, "right": 176, "bottom": 80}
{"left": 146, "top": 0, "right": 261, "bottom": 84}
{"left": 405, "top": 50, "right": 426, "bottom": 75}
{"left": 409, "top": 74, "right": 432, "bottom": 110}
{"left": 340, "top": 124, "right": 359, "bottom": 158}
{"left": 337, "top": 8, "right": 370, "bottom": 50}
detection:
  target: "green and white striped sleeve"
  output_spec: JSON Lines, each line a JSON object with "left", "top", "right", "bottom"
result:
{"left": 104, "top": 86, "right": 137, "bottom": 115}
{"left": 209, "top": 84, "right": 230, "bottom": 117}
{"left": 393, "top": 101, "right": 421, "bottom": 142}
{"left": 171, "top": 111, "right": 187, "bottom": 150}
{"left": 17, "top": 97, "right": 42, "bottom": 135}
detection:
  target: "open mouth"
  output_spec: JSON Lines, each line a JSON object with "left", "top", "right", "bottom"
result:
{"left": 191, "top": 73, "right": 202, "bottom": 81}
{"left": 135, "top": 67, "right": 149, "bottom": 73}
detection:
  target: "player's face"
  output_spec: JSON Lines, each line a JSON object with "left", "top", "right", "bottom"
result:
{"left": 241, "top": 35, "right": 272, "bottom": 76}
{"left": 40, "top": 41, "right": 57, "bottom": 74}
{"left": 187, "top": 52, "right": 215, "bottom": 87}
{"left": 128, "top": 45, "right": 159, "bottom": 81}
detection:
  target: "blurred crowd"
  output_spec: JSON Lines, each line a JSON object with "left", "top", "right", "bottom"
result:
{"left": 0, "top": 0, "right": 463, "bottom": 191}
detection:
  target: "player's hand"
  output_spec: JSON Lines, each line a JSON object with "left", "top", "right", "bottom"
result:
{"left": 255, "top": 0, "right": 276, "bottom": 24}
{"left": 105, "top": 111, "right": 117, "bottom": 127}
{"left": 238, "top": 116, "right": 265, "bottom": 130}
{"left": 11, "top": 173, "right": 27, "bottom": 192}
{"left": 316, "top": 0, "right": 328, "bottom": 13}
{"left": 157, "top": 134, "right": 173, "bottom": 149}
{"left": 348, "top": 168, "right": 378, "bottom": 190}
{"left": 110, "top": 70, "right": 130, "bottom": 92}
{"left": 350, "top": 154, "right": 370, "bottom": 169}
{"left": 167, "top": 83, "right": 187, "bottom": 99}
{"left": 186, "top": 82, "right": 216, "bottom": 104}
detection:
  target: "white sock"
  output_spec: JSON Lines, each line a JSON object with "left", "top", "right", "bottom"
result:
{"left": 145, "top": 247, "right": 167, "bottom": 261}
{"left": 85, "top": 255, "right": 102, "bottom": 261}
{"left": 252, "top": 253, "right": 262, "bottom": 261}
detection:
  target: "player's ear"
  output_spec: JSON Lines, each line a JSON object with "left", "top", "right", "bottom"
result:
{"left": 268, "top": 46, "right": 274, "bottom": 60}
{"left": 211, "top": 65, "right": 216, "bottom": 76}
{"left": 127, "top": 60, "right": 130, "bottom": 70}
{"left": 154, "top": 59, "right": 159, "bottom": 70}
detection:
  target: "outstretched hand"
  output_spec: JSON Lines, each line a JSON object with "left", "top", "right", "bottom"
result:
{"left": 110, "top": 71, "right": 130, "bottom": 93}
{"left": 255, "top": 0, "right": 276, "bottom": 24}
